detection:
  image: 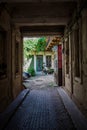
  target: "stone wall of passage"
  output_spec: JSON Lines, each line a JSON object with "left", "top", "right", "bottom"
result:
{"left": 82, "top": 9, "right": 87, "bottom": 108}
{"left": 63, "top": 8, "right": 87, "bottom": 109}
{"left": 0, "top": 8, "right": 12, "bottom": 112}
{"left": 11, "top": 25, "right": 23, "bottom": 98}
{"left": 0, "top": 8, "right": 23, "bottom": 112}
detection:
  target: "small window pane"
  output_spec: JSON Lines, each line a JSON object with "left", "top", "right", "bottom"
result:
{"left": 46, "top": 56, "right": 51, "bottom": 68}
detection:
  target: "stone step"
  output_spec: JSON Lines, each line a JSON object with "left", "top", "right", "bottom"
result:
{"left": 0, "top": 89, "right": 30, "bottom": 130}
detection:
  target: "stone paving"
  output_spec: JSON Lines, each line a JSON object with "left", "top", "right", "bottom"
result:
{"left": 1, "top": 75, "right": 76, "bottom": 130}
{"left": 4, "top": 87, "right": 76, "bottom": 130}
{"left": 2, "top": 74, "right": 87, "bottom": 130}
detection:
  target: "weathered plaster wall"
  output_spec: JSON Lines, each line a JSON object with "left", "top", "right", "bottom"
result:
{"left": 82, "top": 9, "right": 87, "bottom": 108}
{"left": 64, "top": 8, "right": 87, "bottom": 109}
{"left": 64, "top": 34, "right": 72, "bottom": 95}
{"left": 72, "top": 19, "right": 83, "bottom": 104}
{"left": 11, "top": 26, "right": 23, "bottom": 98}
{"left": 0, "top": 9, "right": 12, "bottom": 112}
{"left": 0, "top": 9, "right": 23, "bottom": 112}
{"left": 53, "top": 46, "right": 58, "bottom": 84}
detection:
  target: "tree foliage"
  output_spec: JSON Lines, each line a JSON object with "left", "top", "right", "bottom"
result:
{"left": 23, "top": 37, "right": 46, "bottom": 59}
{"left": 36, "top": 37, "right": 46, "bottom": 52}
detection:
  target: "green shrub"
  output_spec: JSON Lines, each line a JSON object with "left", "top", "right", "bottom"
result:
{"left": 48, "top": 68, "right": 54, "bottom": 74}
{"left": 27, "top": 67, "right": 35, "bottom": 76}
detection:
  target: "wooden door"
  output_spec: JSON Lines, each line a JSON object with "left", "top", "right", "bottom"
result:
{"left": 36, "top": 55, "right": 43, "bottom": 71}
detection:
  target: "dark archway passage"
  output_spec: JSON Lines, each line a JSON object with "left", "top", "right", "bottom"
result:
{"left": 0, "top": 1, "right": 87, "bottom": 130}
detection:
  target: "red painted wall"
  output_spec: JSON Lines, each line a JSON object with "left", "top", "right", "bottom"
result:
{"left": 58, "top": 45, "right": 62, "bottom": 69}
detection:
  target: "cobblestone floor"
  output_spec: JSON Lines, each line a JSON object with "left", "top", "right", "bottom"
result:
{"left": 4, "top": 87, "right": 76, "bottom": 130}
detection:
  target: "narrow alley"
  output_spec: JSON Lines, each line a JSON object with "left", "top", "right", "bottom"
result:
{"left": 0, "top": 75, "right": 87, "bottom": 130}
{"left": 0, "top": 1, "right": 87, "bottom": 129}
